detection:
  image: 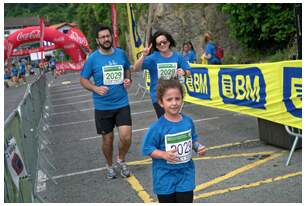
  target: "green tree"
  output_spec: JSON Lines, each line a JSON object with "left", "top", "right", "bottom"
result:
{"left": 219, "top": 4, "right": 296, "bottom": 50}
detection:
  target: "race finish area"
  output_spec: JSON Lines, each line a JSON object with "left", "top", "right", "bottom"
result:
{"left": 36, "top": 72, "right": 301, "bottom": 203}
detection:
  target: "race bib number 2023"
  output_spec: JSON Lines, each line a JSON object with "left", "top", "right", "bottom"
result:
{"left": 165, "top": 129, "right": 192, "bottom": 164}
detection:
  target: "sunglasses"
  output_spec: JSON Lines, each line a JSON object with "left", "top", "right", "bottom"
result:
{"left": 156, "top": 40, "right": 169, "bottom": 47}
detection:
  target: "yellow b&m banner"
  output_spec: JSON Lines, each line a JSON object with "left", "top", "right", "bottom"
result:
{"left": 183, "top": 60, "right": 302, "bottom": 129}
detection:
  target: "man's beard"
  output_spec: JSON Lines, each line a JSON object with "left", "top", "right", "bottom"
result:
{"left": 98, "top": 40, "right": 113, "bottom": 50}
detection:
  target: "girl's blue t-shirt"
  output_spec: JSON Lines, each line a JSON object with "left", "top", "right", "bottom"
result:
{"left": 80, "top": 48, "right": 131, "bottom": 110}
{"left": 142, "top": 51, "right": 190, "bottom": 103}
{"left": 142, "top": 114, "right": 198, "bottom": 169}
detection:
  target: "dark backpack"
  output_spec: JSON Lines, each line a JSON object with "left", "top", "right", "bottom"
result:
{"left": 215, "top": 44, "right": 224, "bottom": 60}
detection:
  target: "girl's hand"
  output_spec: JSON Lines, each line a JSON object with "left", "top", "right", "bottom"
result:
{"left": 197, "top": 145, "right": 207, "bottom": 156}
{"left": 163, "top": 148, "right": 178, "bottom": 163}
{"left": 142, "top": 44, "right": 152, "bottom": 57}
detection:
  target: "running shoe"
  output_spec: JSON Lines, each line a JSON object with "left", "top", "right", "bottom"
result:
{"left": 106, "top": 166, "right": 116, "bottom": 179}
{"left": 117, "top": 160, "right": 131, "bottom": 178}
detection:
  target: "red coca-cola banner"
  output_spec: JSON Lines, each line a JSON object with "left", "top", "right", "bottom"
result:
{"left": 66, "top": 28, "right": 90, "bottom": 52}
{"left": 11, "top": 44, "right": 59, "bottom": 57}
{"left": 56, "top": 60, "right": 85, "bottom": 71}
{"left": 5, "top": 25, "right": 89, "bottom": 63}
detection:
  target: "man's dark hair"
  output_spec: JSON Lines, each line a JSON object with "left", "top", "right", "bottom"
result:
{"left": 95, "top": 24, "right": 113, "bottom": 38}
{"left": 151, "top": 30, "right": 176, "bottom": 51}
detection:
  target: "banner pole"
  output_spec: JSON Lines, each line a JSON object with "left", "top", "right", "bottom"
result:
{"left": 111, "top": 4, "right": 118, "bottom": 48}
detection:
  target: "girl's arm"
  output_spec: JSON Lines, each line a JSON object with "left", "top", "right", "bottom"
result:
{"left": 150, "top": 148, "right": 178, "bottom": 163}
{"left": 193, "top": 141, "right": 207, "bottom": 156}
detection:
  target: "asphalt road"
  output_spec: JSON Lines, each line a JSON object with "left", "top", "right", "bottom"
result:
{"left": 33, "top": 72, "right": 301, "bottom": 203}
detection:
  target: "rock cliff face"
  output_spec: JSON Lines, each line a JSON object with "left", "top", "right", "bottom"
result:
{"left": 135, "top": 3, "right": 243, "bottom": 63}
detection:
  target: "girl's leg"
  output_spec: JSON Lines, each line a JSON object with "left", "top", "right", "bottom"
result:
{"left": 176, "top": 191, "right": 193, "bottom": 203}
{"left": 157, "top": 193, "right": 176, "bottom": 203}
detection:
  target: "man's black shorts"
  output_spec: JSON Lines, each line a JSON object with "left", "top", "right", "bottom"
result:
{"left": 94, "top": 105, "right": 132, "bottom": 135}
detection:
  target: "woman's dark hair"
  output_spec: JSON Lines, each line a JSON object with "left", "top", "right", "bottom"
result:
{"left": 187, "top": 41, "right": 195, "bottom": 51}
{"left": 151, "top": 30, "right": 176, "bottom": 51}
{"left": 156, "top": 77, "right": 185, "bottom": 103}
{"left": 95, "top": 24, "right": 113, "bottom": 38}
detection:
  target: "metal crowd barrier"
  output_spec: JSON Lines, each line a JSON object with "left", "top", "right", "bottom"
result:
{"left": 4, "top": 70, "right": 54, "bottom": 202}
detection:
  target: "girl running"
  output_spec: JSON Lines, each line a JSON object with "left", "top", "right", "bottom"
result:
{"left": 142, "top": 78, "right": 206, "bottom": 203}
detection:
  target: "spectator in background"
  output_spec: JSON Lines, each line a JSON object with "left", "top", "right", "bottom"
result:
{"left": 202, "top": 32, "right": 221, "bottom": 65}
{"left": 19, "top": 60, "right": 26, "bottom": 83}
{"left": 4, "top": 67, "right": 11, "bottom": 88}
{"left": 11, "top": 63, "right": 19, "bottom": 86}
{"left": 187, "top": 41, "right": 196, "bottom": 63}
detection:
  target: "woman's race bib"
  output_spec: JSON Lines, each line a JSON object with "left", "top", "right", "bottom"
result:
{"left": 165, "top": 129, "right": 192, "bottom": 164}
{"left": 157, "top": 63, "right": 177, "bottom": 80}
{"left": 102, "top": 65, "right": 124, "bottom": 85}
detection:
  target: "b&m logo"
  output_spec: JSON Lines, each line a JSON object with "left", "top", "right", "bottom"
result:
{"left": 185, "top": 68, "right": 211, "bottom": 100}
{"left": 218, "top": 67, "right": 266, "bottom": 109}
{"left": 283, "top": 67, "right": 302, "bottom": 118}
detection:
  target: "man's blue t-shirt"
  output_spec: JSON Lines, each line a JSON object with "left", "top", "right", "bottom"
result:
{"left": 80, "top": 48, "right": 131, "bottom": 110}
{"left": 12, "top": 67, "right": 18, "bottom": 76}
{"left": 20, "top": 63, "right": 26, "bottom": 74}
{"left": 142, "top": 51, "right": 190, "bottom": 103}
{"left": 205, "top": 42, "right": 221, "bottom": 64}
{"left": 142, "top": 114, "right": 198, "bottom": 194}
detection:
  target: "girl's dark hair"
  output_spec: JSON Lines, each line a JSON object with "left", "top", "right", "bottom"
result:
{"left": 95, "top": 24, "right": 113, "bottom": 38}
{"left": 151, "top": 30, "right": 176, "bottom": 51}
{"left": 156, "top": 77, "right": 185, "bottom": 102}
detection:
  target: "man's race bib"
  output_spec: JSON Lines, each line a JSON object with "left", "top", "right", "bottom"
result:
{"left": 165, "top": 129, "right": 192, "bottom": 164}
{"left": 102, "top": 65, "right": 124, "bottom": 85}
{"left": 157, "top": 63, "right": 177, "bottom": 80}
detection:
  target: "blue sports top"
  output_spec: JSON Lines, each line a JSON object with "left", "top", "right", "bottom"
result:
{"left": 142, "top": 51, "right": 190, "bottom": 103}
{"left": 205, "top": 42, "right": 221, "bottom": 64}
{"left": 80, "top": 48, "right": 131, "bottom": 110}
{"left": 142, "top": 114, "right": 198, "bottom": 170}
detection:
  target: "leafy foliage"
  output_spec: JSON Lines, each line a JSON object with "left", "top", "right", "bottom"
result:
{"left": 219, "top": 4, "right": 296, "bottom": 50}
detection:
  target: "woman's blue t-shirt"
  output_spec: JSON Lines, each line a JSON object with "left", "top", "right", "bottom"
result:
{"left": 80, "top": 48, "right": 131, "bottom": 110}
{"left": 142, "top": 51, "right": 190, "bottom": 103}
{"left": 205, "top": 42, "right": 221, "bottom": 64}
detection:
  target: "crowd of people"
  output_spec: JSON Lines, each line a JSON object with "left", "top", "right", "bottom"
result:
{"left": 79, "top": 24, "right": 220, "bottom": 203}
{"left": 4, "top": 57, "right": 62, "bottom": 88}
{"left": 4, "top": 60, "right": 34, "bottom": 88}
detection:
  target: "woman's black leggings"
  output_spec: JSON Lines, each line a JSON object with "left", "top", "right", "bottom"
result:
{"left": 157, "top": 191, "right": 193, "bottom": 203}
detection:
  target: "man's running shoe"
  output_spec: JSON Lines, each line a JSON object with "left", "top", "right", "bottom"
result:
{"left": 117, "top": 160, "right": 131, "bottom": 178}
{"left": 106, "top": 166, "right": 116, "bottom": 179}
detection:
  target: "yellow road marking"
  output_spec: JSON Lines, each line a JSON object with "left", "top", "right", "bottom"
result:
{"left": 126, "top": 175, "right": 154, "bottom": 203}
{"left": 193, "top": 151, "right": 275, "bottom": 161}
{"left": 206, "top": 139, "right": 259, "bottom": 150}
{"left": 194, "top": 171, "right": 302, "bottom": 200}
{"left": 194, "top": 151, "right": 285, "bottom": 192}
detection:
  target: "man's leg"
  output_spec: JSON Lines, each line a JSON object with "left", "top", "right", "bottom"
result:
{"left": 101, "top": 131, "right": 114, "bottom": 167}
{"left": 117, "top": 125, "right": 132, "bottom": 161}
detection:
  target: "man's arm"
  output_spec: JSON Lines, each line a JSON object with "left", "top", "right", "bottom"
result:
{"left": 80, "top": 77, "right": 108, "bottom": 96}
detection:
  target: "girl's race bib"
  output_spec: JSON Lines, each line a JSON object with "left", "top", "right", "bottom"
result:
{"left": 102, "top": 65, "right": 124, "bottom": 85}
{"left": 165, "top": 129, "right": 192, "bottom": 164}
{"left": 157, "top": 63, "right": 177, "bottom": 80}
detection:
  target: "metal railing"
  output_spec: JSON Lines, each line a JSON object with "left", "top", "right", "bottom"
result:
{"left": 4, "top": 70, "right": 56, "bottom": 202}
